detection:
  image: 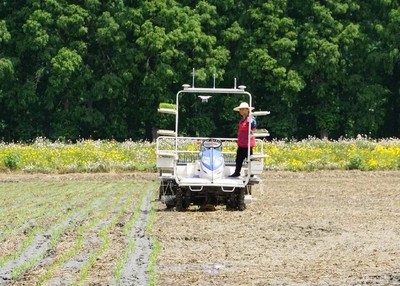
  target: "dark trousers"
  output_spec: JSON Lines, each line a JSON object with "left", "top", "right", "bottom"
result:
{"left": 234, "top": 146, "right": 253, "bottom": 175}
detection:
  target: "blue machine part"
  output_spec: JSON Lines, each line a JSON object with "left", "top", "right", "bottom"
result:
{"left": 200, "top": 149, "right": 224, "bottom": 171}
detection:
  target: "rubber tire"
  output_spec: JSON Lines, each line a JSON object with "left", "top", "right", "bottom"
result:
{"left": 237, "top": 188, "right": 246, "bottom": 211}
{"left": 226, "top": 192, "right": 238, "bottom": 211}
{"left": 165, "top": 200, "right": 176, "bottom": 209}
{"left": 175, "top": 188, "right": 186, "bottom": 212}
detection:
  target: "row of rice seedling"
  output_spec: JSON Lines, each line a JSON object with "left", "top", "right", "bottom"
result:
{"left": 36, "top": 183, "right": 135, "bottom": 286}
{"left": 113, "top": 183, "right": 154, "bottom": 282}
{"left": 0, "top": 136, "right": 400, "bottom": 172}
{"left": 73, "top": 185, "right": 141, "bottom": 285}
{"left": 0, "top": 179, "right": 153, "bottom": 285}
{"left": 146, "top": 188, "right": 161, "bottom": 286}
{"left": 8, "top": 200, "right": 96, "bottom": 281}
{"left": 0, "top": 182, "right": 113, "bottom": 262}
{"left": 69, "top": 182, "right": 156, "bottom": 285}
{"left": 2, "top": 183, "right": 118, "bottom": 282}
{"left": 1, "top": 182, "right": 97, "bottom": 241}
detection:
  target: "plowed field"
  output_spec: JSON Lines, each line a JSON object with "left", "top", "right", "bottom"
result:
{"left": 153, "top": 171, "right": 400, "bottom": 285}
{"left": 1, "top": 171, "right": 400, "bottom": 285}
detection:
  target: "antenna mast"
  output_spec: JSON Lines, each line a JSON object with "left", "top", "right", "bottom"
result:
{"left": 192, "top": 68, "right": 195, "bottom": 88}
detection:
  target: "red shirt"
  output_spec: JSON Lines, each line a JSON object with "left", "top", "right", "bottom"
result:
{"left": 237, "top": 116, "right": 256, "bottom": 148}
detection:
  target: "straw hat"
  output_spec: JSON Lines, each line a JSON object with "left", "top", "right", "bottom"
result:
{"left": 233, "top": 102, "right": 255, "bottom": 111}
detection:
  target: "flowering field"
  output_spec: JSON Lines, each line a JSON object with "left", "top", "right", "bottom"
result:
{"left": 1, "top": 137, "right": 400, "bottom": 173}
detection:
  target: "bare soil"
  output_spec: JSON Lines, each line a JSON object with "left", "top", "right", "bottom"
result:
{"left": 0, "top": 173, "right": 155, "bottom": 286}
{"left": 153, "top": 171, "right": 400, "bottom": 285}
{"left": 1, "top": 171, "right": 400, "bottom": 285}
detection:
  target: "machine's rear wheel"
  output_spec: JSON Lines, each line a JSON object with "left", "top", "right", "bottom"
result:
{"left": 165, "top": 200, "right": 176, "bottom": 209}
{"left": 237, "top": 188, "right": 246, "bottom": 211}
{"left": 175, "top": 188, "right": 184, "bottom": 211}
{"left": 226, "top": 188, "right": 246, "bottom": 211}
{"left": 226, "top": 192, "right": 236, "bottom": 210}
{"left": 175, "top": 188, "right": 190, "bottom": 211}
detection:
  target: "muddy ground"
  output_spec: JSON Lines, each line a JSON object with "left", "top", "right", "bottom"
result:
{"left": 153, "top": 171, "right": 400, "bottom": 285}
{"left": 0, "top": 173, "right": 155, "bottom": 286}
{"left": 1, "top": 171, "right": 400, "bottom": 285}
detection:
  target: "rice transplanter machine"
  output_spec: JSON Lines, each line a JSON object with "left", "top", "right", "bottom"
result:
{"left": 156, "top": 78, "right": 270, "bottom": 211}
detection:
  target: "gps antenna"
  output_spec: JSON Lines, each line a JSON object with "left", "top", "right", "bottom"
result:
{"left": 213, "top": 74, "right": 216, "bottom": 88}
{"left": 192, "top": 68, "right": 195, "bottom": 88}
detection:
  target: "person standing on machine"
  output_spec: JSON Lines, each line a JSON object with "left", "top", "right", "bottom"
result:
{"left": 229, "top": 102, "right": 257, "bottom": 177}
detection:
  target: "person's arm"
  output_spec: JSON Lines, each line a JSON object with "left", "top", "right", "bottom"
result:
{"left": 249, "top": 116, "right": 257, "bottom": 129}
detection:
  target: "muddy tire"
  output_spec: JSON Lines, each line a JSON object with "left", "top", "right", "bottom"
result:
{"left": 226, "top": 192, "right": 238, "bottom": 211}
{"left": 165, "top": 199, "right": 176, "bottom": 209}
{"left": 176, "top": 188, "right": 190, "bottom": 211}
{"left": 237, "top": 188, "right": 246, "bottom": 211}
{"left": 226, "top": 188, "right": 246, "bottom": 211}
{"left": 184, "top": 189, "right": 191, "bottom": 209}
{"left": 175, "top": 188, "right": 184, "bottom": 211}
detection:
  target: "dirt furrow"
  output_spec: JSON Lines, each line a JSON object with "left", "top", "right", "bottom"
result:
{"left": 118, "top": 189, "right": 153, "bottom": 286}
{"left": 153, "top": 171, "right": 400, "bottom": 285}
{"left": 0, "top": 196, "right": 107, "bottom": 285}
{"left": 42, "top": 190, "right": 138, "bottom": 285}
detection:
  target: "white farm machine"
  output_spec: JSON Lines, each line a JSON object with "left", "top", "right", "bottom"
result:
{"left": 156, "top": 78, "right": 270, "bottom": 211}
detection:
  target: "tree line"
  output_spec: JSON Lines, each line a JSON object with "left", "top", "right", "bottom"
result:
{"left": 1, "top": 0, "right": 399, "bottom": 142}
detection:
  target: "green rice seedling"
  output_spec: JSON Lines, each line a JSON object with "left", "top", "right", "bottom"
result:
{"left": 11, "top": 212, "right": 76, "bottom": 280}
{"left": 74, "top": 184, "right": 145, "bottom": 285}
{"left": 113, "top": 194, "right": 144, "bottom": 281}
{"left": 147, "top": 239, "right": 160, "bottom": 286}
{"left": 113, "top": 182, "right": 156, "bottom": 282}
{"left": 7, "top": 183, "right": 119, "bottom": 282}
{"left": 0, "top": 226, "right": 41, "bottom": 268}
{"left": 146, "top": 188, "right": 160, "bottom": 286}
{"left": 74, "top": 194, "right": 141, "bottom": 285}
{"left": 39, "top": 184, "right": 128, "bottom": 285}
{"left": 0, "top": 182, "right": 109, "bottom": 266}
{"left": 1, "top": 183, "right": 81, "bottom": 234}
{"left": 159, "top": 103, "right": 176, "bottom": 109}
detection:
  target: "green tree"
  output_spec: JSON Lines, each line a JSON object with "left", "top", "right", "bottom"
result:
{"left": 358, "top": 0, "right": 400, "bottom": 137}
{"left": 125, "top": 0, "right": 229, "bottom": 139}
{"left": 232, "top": 0, "right": 303, "bottom": 138}
{"left": 1, "top": 0, "right": 400, "bottom": 141}
{"left": 293, "top": 0, "right": 362, "bottom": 138}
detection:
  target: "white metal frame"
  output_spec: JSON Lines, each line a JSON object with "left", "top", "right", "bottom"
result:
{"left": 156, "top": 81, "right": 269, "bottom": 191}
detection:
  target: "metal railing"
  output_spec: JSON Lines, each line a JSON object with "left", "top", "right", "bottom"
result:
{"left": 156, "top": 136, "right": 265, "bottom": 164}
